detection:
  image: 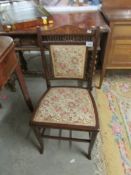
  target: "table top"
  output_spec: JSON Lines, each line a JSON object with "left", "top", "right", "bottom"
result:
{"left": 101, "top": 8, "right": 131, "bottom": 22}
{"left": 0, "top": 0, "right": 108, "bottom": 35}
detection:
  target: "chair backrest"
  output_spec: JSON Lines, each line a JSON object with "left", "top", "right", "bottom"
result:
{"left": 50, "top": 44, "right": 87, "bottom": 79}
{"left": 37, "top": 25, "right": 100, "bottom": 89}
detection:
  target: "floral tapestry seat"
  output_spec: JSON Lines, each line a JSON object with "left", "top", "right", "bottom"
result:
{"left": 33, "top": 87, "right": 96, "bottom": 127}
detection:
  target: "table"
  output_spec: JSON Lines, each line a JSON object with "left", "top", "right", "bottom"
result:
{"left": 0, "top": 0, "right": 109, "bottom": 75}
{"left": 0, "top": 36, "right": 33, "bottom": 111}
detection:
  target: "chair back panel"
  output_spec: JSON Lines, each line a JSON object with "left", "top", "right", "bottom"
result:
{"left": 37, "top": 26, "right": 100, "bottom": 89}
{"left": 50, "top": 45, "right": 87, "bottom": 79}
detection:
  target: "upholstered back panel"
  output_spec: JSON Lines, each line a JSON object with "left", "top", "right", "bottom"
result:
{"left": 50, "top": 45, "right": 87, "bottom": 79}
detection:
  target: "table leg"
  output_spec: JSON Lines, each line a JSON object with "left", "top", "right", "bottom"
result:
{"left": 98, "top": 32, "right": 108, "bottom": 88}
{"left": 18, "top": 51, "right": 28, "bottom": 71}
{"left": 99, "top": 68, "right": 106, "bottom": 88}
{"left": 15, "top": 64, "right": 33, "bottom": 112}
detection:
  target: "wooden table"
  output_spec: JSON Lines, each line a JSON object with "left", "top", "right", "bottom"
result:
{"left": 0, "top": 36, "right": 33, "bottom": 111}
{"left": 0, "top": 0, "right": 109, "bottom": 75}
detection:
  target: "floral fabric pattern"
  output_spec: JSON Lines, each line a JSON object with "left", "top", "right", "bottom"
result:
{"left": 50, "top": 45, "right": 86, "bottom": 79}
{"left": 33, "top": 87, "right": 96, "bottom": 126}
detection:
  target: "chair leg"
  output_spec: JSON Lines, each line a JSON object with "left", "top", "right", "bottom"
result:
{"left": 32, "top": 126, "right": 44, "bottom": 154}
{"left": 87, "top": 131, "right": 98, "bottom": 160}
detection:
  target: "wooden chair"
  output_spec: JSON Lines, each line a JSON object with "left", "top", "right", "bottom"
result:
{"left": 30, "top": 26, "right": 100, "bottom": 159}
{"left": 0, "top": 36, "right": 33, "bottom": 111}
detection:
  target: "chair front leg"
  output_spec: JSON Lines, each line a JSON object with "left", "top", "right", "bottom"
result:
{"left": 87, "top": 131, "right": 98, "bottom": 160}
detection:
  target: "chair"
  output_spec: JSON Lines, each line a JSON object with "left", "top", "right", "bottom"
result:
{"left": 30, "top": 26, "right": 100, "bottom": 159}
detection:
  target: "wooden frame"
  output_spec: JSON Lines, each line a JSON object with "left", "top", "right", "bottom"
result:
{"left": 30, "top": 26, "right": 100, "bottom": 159}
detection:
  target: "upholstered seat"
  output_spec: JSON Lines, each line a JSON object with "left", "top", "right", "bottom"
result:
{"left": 33, "top": 87, "right": 96, "bottom": 127}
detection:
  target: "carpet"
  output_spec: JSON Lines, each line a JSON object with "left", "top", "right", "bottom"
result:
{"left": 0, "top": 50, "right": 130, "bottom": 175}
{"left": 94, "top": 71, "right": 131, "bottom": 175}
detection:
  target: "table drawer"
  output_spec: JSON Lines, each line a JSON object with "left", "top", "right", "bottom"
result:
{"left": 107, "top": 39, "right": 131, "bottom": 67}
{"left": 0, "top": 50, "right": 17, "bottom": 87}
{"left": 112, "top": 24, "right": 131, "bottom": 38}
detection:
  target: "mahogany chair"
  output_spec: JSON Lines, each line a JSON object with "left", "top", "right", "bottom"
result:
{"left": 30, "top": 26, "right": 100, "bottom": 159}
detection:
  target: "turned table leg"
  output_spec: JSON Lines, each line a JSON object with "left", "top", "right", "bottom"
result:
{"left": 15, "top": 64, "right": 33, "bottom": 112}
{"left": 99, "top": 68, "right": 106, "bottom": 88}
{"left": 18, "top": 51, "right": 28, "bottom": 71}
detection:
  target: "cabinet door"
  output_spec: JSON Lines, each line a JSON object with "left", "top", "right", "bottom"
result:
{"left": 106, "top": 39, "right": 131, "bottom": 68}
{"left": 105, "top": 22, "right": 131, "bottom": 69}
